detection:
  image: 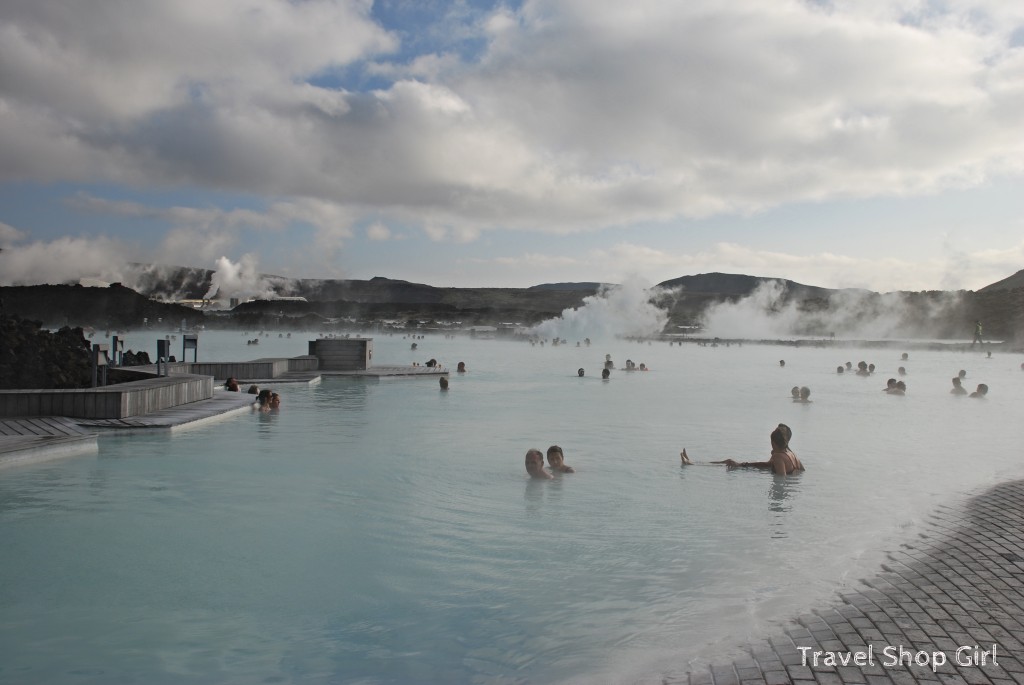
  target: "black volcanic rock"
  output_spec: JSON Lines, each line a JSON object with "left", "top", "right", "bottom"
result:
{"left": 0, "top": 315, "right": 92, "bottom": 389}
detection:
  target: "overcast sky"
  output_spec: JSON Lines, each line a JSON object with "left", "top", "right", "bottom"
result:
{"left": 2, "top": 0, "right": 1023, "bottom": 292}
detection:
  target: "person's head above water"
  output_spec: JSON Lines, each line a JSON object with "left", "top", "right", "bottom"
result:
{"left": 886, "top": 378, "right": 897, "bottom": 389}
{"left": 959, "top": 369, "right": 967, "bottom": 379}
{"left": 770, "top": 424, "right": 792, "bottom": 451}
{"left": 791, "top": 386, "right": 800, "bottom": 398}
{"left": 525, "top": 449, "right": 552, "bottom": 479}
{"left": 971, "top": 383, "right": 988, "bottom": 397}
{"left": 577, "top": 367, "right": 585, "bottom": 377}
{"left": 601, "top": 368, "right": 610, "bottom": 379}
{"left": 779, "top": 360, "right": 785, "bottom": 367}
{"left": 546, "top": 445, "right": 575, "bottom": 473}
{"left": 898, "top": 366, "right": 906, "bottom": 376}
{"left": 837, "top": 366, "right": 844, "bottom": 374}
{"left": 799, "top": 386, "right": 810, "bottom": 400}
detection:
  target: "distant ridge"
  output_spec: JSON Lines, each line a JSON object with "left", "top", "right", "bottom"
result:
{"left": 656, "top": 272, "right": 835, "bottom": 299}
{"left": 527, "top": 282, "right": 603, "bottom": 292}
{"left": 978, "top": 268, "right": 1024, "bottom": 292}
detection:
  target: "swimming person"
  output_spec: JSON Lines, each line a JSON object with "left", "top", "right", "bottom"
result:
{"left": 950, "top": 377, "right": 968, "bottom": 395}
{"left": 681, "top": 424, "right": 804, "bottom": 475}
{"left": 790, "top": 386, "right": 800, "bottom": 399}
{"left": 578, "top": 368, "right": 585, "bottom": 377}
{"left": 601, "top": 368, "right": 610, "bottom": 380}
{"left": 268, "top": 393, "right": 281, "bottom": 410}
{"left": 525, "top": 449, "right": 553, "bottom": 479}
{"left": 254, "top": 388, "right": 272, "bottom": 411}
{"left": 439, "top": 377, "right": 449, "bottom": 391}
{"left": 798, "top": 386, "right": 811, "bottom": 402}
{"left": 457, "top": 361, "right": 466, "bottom": 373}
{"left": 546, "top": 445, "right": 575, "bottom": 473}
{"left": 883, "top": 378, "right": 897, "bottom": 392}
{"left": 970, "top": 383, "right": 988, "bottom": 398}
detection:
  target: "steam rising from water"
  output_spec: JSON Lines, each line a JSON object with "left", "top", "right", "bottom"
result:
{"left": 203, "top": 254, "right": 283, "bottom": 303}
{"left": 701, "top": 280, "right": 966, "bottom": 339}
{"left": 532, "top": 278, "right": 670, "bottom": 341}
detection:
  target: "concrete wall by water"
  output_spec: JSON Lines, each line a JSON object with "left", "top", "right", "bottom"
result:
{"left": 0, "top": 375, "right": 214, "bottom": 419}
{"left": 308, "top": 339, "right": 373, "bottom": 370}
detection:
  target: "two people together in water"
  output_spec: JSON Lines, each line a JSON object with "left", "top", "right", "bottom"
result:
{"left": 525, "top": 445, "right": 576, "bottom": 479}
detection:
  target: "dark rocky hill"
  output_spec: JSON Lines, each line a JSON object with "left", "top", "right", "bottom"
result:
{"left": 979, "top": 269, "right": 1024, "bottom": 293}
{"left": 657, "top": 272, "right": 832, "bottom": 298}
{"left": 0, "top": 283, "right": 205, "bottom": 330}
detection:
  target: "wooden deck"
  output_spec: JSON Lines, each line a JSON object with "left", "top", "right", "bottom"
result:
{"left": 0, "top": 417, "right": 98, "bottom": 469}
{"left": 75, "top": 390, "right": 257, "bottom": 432}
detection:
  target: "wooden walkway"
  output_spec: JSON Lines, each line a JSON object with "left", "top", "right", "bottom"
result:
{"left": 75, "top": 390, "right": 256, "bottom": 432}
{"left": 0, "top": 416, "right": 98, "bottom": 468}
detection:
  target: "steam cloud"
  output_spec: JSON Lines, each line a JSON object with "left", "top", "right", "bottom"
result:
{"left": 532, "top": 277, "right": 670, "bottom": 341}
{"left": 700, "top": 280, "right": 966, "bottom": 340}
{"left": 203, "top": 254, "right": 286, "bottom": 304}
{"left": 0, "top": 236, "right": 134, "bottom": 287}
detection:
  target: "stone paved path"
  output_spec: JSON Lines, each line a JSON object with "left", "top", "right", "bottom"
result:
{"left": 668, "top": 480, "right": 1024, "bottom": 685}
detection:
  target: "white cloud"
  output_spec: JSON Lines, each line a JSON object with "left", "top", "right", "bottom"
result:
{"left": 2, "top": 0, "right": 1024, "bottom": 292}
{"left": 2, "top": 0, "right": 1021, "bottom": 232}
{"left": 366, "top": 222, "right": 392, "bottom": 241}
{"left": 0, "top": 236, "right": 136, "bottom": 286}
{"left": 0, "top": 220, "right": 25, "bottom": 246}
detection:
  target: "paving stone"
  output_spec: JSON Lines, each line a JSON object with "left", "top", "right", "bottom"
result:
{"left": 813, "top": 673, "right": 844, "bottom": 685}
{"left": 835, "top": 666, "right": 868, "bottom": 683}
{"left": 674, "top": 482, "right": 1024, "bottom": 685}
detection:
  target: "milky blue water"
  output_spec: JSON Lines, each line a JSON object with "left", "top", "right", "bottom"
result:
{"left": 2, "top": 330, "right": 1023, "bottom": 684}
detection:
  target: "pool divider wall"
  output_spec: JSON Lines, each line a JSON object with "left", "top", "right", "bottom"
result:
{"left": 0, "top": 353, "right": 321, "bottom": 420}
{"left": 0, "top": 374, "right": 214, "bottom": 420}
{"left": 159, "top": 355, "right": 320, "bottom": 381}
{"left": 308, "top": 338, "right": 373, "bottom": 371}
